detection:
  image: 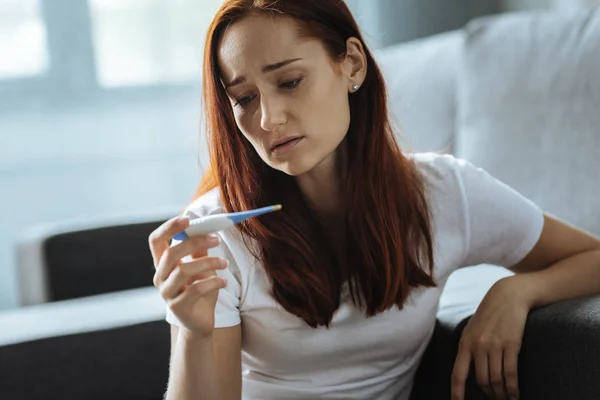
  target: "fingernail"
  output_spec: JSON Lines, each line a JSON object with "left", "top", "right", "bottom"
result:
{"left": 178, "top": 216, "right": 190, "bottom": 223}
{"left": 208, "top": 234, "right": 221, "bottom": 245}
{"left": 220, "top": 258, "right": 229, "bottom": 267}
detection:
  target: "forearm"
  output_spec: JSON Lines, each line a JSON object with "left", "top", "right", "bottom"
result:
{"left": 515, "top": 249, "right": 600, "bottom": 309}
{"left": 165, "top": 330, "right": 220, "bottom": 400}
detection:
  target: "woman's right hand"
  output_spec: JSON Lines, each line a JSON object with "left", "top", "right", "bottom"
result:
{"left": 150, "top": 216, "right": 229, "bottom": 337}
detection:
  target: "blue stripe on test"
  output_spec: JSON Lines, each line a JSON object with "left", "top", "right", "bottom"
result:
{"left": 173, "top": 231, "right": 189, "bottom": 241}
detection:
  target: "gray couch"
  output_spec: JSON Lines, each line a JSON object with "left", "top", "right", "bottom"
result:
{"left": 2, "top": 8, "right": 600, "bottom": 400}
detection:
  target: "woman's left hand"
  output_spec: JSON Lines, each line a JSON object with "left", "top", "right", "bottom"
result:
{"left": 451, "top": 275, "right": 534, "bottom": 400}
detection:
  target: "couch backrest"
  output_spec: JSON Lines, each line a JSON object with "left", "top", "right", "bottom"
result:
{"left": 375, "top": 31, "right": 463, "bottom": 153}
{"left": 455, "top": 8, "right": 600, "bottom": 236}
{"left": 377, "top": 8, "right": 600, "bottom": 236}
{"left": 16, "top": 210, "right": 175, "bottom": 305}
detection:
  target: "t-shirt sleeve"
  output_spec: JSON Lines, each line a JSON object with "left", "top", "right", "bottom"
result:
{"left": 164, "top": 235, "right": 242, "bottom": 328}
{"left": 455, "top": 158, "right": 545, "bottom": 269}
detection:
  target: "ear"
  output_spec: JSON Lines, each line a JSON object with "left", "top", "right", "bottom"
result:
{"left": 341, "top": 37, "right": 367, "bottom": 93}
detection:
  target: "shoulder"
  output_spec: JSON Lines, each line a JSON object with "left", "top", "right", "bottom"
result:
{"left": 406, "top": 153, "right": 476, "bottom": 276}
{"left": 182, "top": 187, "right": 225, "bottom": 219}
{"left": 407, "top": 152, "right": 478, "bottom": 243}
{"left": 407, "top": 151, "right": 473, "bottom": 192}
{"left": 408, "top": 151, "right": 465, "bottom": 176}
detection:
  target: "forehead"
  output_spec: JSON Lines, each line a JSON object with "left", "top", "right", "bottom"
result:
{"left": 218, "top": 14, "right": 320, "bottom": 79}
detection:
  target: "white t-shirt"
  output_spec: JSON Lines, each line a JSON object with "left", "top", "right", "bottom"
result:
{"left": 165, "top": 153, "right": 544, "bottom": 400}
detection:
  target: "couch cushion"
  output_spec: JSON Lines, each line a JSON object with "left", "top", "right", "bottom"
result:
{"left": 375, "top": 30, "right": 462, "bottom": 153}
{"left": 455, "top": 8, "right": 600, "bottom": 236}
{"left": 0, "top": 320, "right": 170, "bottom": 400}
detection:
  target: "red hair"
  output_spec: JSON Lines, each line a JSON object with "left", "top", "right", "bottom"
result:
{"left": 195, "top": 0, "right": 436, "bottom": 328}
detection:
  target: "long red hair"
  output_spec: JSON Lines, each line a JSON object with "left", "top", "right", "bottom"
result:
{"left": 195, "top": 0, "right": 436, "bottom": 328}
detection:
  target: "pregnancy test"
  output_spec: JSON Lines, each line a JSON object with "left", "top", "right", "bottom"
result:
{"left": 173, "top": 204, "right": 282, "bottom": 241}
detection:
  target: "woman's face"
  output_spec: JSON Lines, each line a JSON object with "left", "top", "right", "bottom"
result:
{"left": 218, "top": 14, "right": 365, "bottom": 176}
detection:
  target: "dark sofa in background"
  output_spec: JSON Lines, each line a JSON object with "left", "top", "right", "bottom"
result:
{"left": 3, "top": 8, "right": 600, "bottom": 400}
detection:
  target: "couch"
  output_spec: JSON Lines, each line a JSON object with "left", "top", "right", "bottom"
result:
{"left": 3, "top": 8, "right": 600, "bottom": 400}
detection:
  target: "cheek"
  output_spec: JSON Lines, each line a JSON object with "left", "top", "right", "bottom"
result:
{"left": 233, "top": 107, "right": 251, "bottom": 131}
{"left": 234, "top": 112, "right": 266, "bottom": 154}
{"left": 306, "top": 79, "right": 350, "bottom": 140}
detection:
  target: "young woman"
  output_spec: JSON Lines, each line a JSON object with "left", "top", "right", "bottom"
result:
{"left": 149, "top": 1, "right": 600, "bottom": 399}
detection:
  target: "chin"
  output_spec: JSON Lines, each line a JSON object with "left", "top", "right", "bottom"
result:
{"left": 263, "top": 140, "right": 337, "bottom": 176}
{"left": 273, "top": 161, "right": 314, "bottom": 176}
{"left": 266, "top": 154, "right": 318, "bottom": 177}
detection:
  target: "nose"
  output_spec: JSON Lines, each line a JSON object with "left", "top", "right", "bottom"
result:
{"left": 260, "top": 94, "right": 287, "bottom": 132}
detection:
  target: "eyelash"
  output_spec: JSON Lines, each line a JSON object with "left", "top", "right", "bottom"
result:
{"left": 234, "top": 77, "right": 304, "bottom": 108}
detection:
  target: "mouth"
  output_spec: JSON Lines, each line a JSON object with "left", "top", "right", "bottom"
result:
{"left": 270, "top": 136, "right": 304, "bottom": 154}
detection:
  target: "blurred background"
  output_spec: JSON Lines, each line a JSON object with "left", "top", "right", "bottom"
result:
{"left": 0, "top": 0, "right": 598, "bottom": 312}
{"left": 3, "top": 1, "right": 600, "bottom": 399}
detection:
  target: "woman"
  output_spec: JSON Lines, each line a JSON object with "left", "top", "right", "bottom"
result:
{"left": 149, "top": 1, "right": 600, "bottom": 399}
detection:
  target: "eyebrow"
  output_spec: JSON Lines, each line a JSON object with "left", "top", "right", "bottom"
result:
{"left": 225, "top": 58, "right": 303, "bottom": 89}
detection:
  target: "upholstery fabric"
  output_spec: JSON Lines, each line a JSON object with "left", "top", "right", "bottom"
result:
{"left": 456, "top": 9, "right": 600, "bottom": 236}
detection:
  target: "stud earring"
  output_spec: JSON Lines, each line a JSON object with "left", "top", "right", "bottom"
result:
{"left": 352, "top": 83, "right": 360, "bottom": 91}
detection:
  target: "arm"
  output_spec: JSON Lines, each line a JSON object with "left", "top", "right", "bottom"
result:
{"left": 166, "top": 324, "right": 242, "bottom": 400}
{"left": 452, "top": 213, "right": 600, "bottom": 400}
{"left": 447, "top": 157, "right": 600, "bottom": 400}
{"left": 507, "top": 213, "right": 600, "bottom": 308}
{"left": 149, "top": 215, "right": 243, "bottom": 400}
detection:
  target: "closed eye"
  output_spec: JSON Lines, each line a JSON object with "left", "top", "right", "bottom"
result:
{"left": 233, "top": 77, "right": 304, "bottom": 108}
{"left": 234, "top": 94, "right": 256, "bottom": 108}
{"left": 281, "top": 77, "right": 303, "bottom": 89}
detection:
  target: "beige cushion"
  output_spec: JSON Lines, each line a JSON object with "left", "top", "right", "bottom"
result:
{"left": 456, "top": 9, "right": 600, "bottom": 235}
{"left": 375, "top": 31, "right": 462, "bottom": 153}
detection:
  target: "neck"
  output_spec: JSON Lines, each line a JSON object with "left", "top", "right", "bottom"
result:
{"left": 296, "top": 140, "right": 347, "bottom": 223}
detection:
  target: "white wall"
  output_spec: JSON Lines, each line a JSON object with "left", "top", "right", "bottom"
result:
{"left": 0, "top": 92, "right": 208, "bottom": 310}
{"left": 0, "top": 0, "right": 231, "bottom": 310}
{"left": 346, "top": 0, "right": 498, "bottom": 47}
{"left": 502, "top": 0, "right": 600, "bottom": 11}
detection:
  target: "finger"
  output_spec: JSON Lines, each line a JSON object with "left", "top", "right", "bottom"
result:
{"left": 160, "top": 257, "right": 229, "bottom": 299}
{"left": 190, "top": 247, "right": 210, "bottom": 260}
{"left": 474, "top": 352, "right": 493, "bottom": 398}
{"left": 153, "top": 234, "right": 221, "bottom": 287}
{"left": 489, "top": 348, "right": 507, "bottom": 399}
{"left": 503, "top": 343, "right": 521, "bottom": 399}
{"left": 186, "top": 233, "right": 222, "bottom": 261}
{"left": 451, "top": 346, "right": 472, "bottom": 400}
{"left": 148, "top": 216, "right": 189, "bottom": 267}
{"left": 169, "top": 275, "right": 228, "bottom": 310}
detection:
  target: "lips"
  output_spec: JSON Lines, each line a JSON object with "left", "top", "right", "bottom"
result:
{"left": 270, "top": 136, "right": 303, "bottom": 152}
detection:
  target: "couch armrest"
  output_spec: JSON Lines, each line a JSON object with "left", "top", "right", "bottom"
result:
{"left": 0, "top": 287, "right": 170, "bottom": 400}
{"left": 412, "top": 295, "right": 600, "bottom": 400}
{"left": 517, "top": 295, "right": 600, "bottom": 399}
{"left": 0, "top": 286, "right": 165, "bottom": 346}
